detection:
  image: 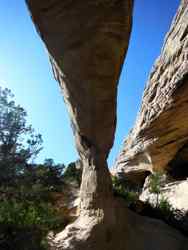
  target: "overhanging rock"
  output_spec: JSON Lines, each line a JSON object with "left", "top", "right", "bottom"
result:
{"left": 114, "top": 0, "right": 188, "bottom": 183}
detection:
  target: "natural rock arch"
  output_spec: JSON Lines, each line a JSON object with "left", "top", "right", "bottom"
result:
{"left": 26, "top": 1, "right": 188, "bottom": 249}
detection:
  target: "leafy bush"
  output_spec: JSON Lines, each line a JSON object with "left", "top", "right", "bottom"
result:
{"left": 22, "top": 161, "right": 65, "bottom": 193}
{"left": 158, "top": 196, "right": 174, "bottom": 217}
{"left": 149, "top": 172, "right": 162, "bottom": 194}
{"left": 0, "top": 190, "right": 66, "bottom": 250}
{"left": 0, "top": 199, "right": 63, "bottom": 230}
{"left": 112, "top": 176, "right": 139, "bottom": 206}
{"left": 63, "top": 161, "right": 82, "bottom": 186}
{"left": 148, "top": 171, "right": 165, "bottom": 207}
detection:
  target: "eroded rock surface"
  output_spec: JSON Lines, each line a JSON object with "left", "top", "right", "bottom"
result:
{"left": 114, "top": 0, "right": 188, "bottom": 184}
{"left": 26, "top": 0, "right": 133, "bottom": 211}
{"left": 26, "top": 0, "right": 188, "bottom": 249}
{"left": 140, "top": 177, "right": 188, "bottom": 213}
{"left": 26, "top": 0, "right": 134, "bottom": 248}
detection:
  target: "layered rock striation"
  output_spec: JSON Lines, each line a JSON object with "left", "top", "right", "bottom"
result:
{"left": 114, "top": 0, "right": 188, "bottom": 184}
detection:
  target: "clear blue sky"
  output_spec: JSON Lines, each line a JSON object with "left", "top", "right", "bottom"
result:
{"left": 0, "top": 0, "right": 179, "bottom": 167}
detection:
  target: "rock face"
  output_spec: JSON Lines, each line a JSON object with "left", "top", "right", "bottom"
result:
{"left": 54, "top": 183, "right": 80, "bottom": 223}
{"left": 26, "top": 0, "right": 188, "bottom": 249}
{"left": 57, "top": 160, "right": 82, "bottom": 221}
{"left": 114, "top": 0, "right": 188, "bottom": 184}
{"left": 140, "top": 177, "right": 188, "bottom": 213}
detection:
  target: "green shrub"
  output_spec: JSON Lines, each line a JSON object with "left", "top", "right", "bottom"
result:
{"left": 0, "top": 198, "right": 66, "bottom": 250}
{"left": 148, "top": 171, "right": 164, "bottom": 207}
{"left": 63, "top": 162, "right": 82, "bottom": 186}
{"left": 148, "top": 172, "right": 174, "bottom": 218}
{"left": 0, "top": 200, "right": 60, "bottom": 229}
{"left": 112, "top": 176, "right": 139, "bottom": 206}
{"left": 158, "top": 196, "right": 174, "bottom": 217}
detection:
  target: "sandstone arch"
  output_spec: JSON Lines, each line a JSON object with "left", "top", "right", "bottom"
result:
{"left": 26, "top": 1, "right": 188, "bottom": 249}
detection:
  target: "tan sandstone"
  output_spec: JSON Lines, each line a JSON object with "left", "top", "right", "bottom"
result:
{"left": 114, "top": 0, "right": 188, "bottom": 185}
{"left": 26, "top": 0, "right": 188, "bottom": 249}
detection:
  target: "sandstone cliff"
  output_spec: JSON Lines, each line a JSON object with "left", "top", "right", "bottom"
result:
{"left": 114, "top": 0, "right": 188, "bottom": 185}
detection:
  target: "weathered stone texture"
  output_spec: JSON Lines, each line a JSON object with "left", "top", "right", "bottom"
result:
{"left": 140, "top": 177, "right": 188, "bottom": 213}
{"left": 114, "top": 0, "right": 188, "bottom": 182}
{"left": 26, "top": 0, "right": 188, "bottom": 249}
{"left": 26, "top": 0, "right": 133, "bottom": 212}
